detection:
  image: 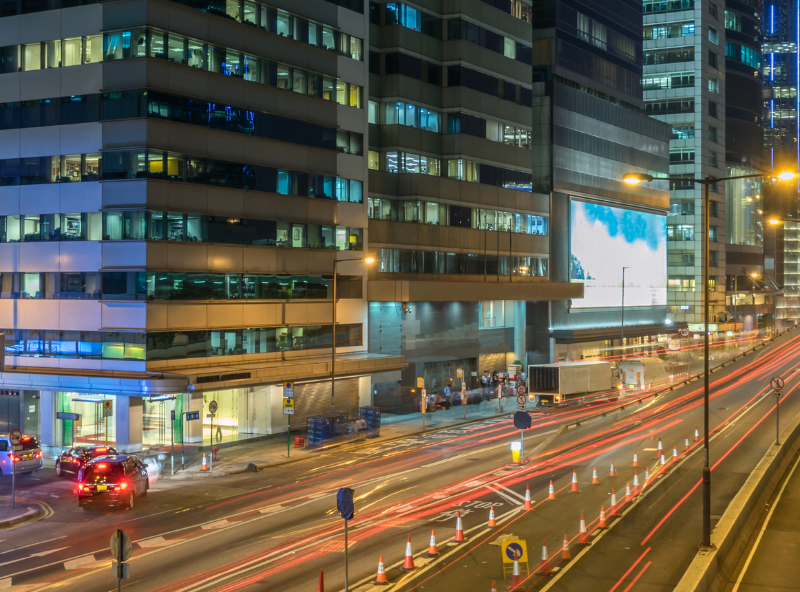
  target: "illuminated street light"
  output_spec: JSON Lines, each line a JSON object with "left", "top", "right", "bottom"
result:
{"left": 622, "top": 173, "right": 654, "bottom": 185}
{"left": 777, "top": 171, "right": 797, "bottom": 181}
{"left": 769, "top": 219, "right": 782, "bottom": 225}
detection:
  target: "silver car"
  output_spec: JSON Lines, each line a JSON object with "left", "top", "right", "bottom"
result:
{"left": 0, "top": 434, "right": 43, "bottom": 476}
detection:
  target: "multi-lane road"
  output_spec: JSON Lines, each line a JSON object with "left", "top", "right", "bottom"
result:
{"left": 2, "top": 328, "right": 799, "bottom": 592}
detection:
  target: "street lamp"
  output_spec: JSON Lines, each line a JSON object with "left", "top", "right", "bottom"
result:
{"left": 330, "top": 257, "right": 375, "bottom": 411}
{"left": 622, "top": 169, "right": 796, "bottom": 548}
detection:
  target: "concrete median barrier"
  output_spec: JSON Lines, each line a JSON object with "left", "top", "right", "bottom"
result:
{"left": 675, "top": 405, "right": 800, "bottom": 592}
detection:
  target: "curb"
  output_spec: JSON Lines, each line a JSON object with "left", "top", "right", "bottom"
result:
{"left": 0, "top": 506, "right": 39, "bottom": 529}
{"left": 162, "top": 408, "right": 518, "bottom": 480}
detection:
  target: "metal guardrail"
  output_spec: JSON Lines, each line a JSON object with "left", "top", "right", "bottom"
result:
{"left": 566, "top": 325, "right": 799, "bottom": 430}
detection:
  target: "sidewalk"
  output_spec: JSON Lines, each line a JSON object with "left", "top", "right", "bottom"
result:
{"left": 159, "top": 399, "right": 515, "bottom": 480}
{"left": 0, "top": 499, "right": 40, "bottom": 529}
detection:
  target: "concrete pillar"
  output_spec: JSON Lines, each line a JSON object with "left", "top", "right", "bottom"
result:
{"left": 39, "top": 390, "right": 57, "bottom": 449}
{"left": 115, "top": 396, "right": 143, "bottom": 453}
{"left": 187, "top": 393, "right": 203, "bottom": 443}
{"left": 513, "top": 300, "right": 526, "bottom": 365}
{"left": 268, "top": 385, "right": 286, "bottom": 434}
{"left": 358, "top": 376, "right": 372, "bottom": 407}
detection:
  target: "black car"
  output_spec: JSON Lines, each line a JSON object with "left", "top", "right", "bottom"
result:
{"left": 56, "top": 446, "right": 118, "bottom": 478}
{"left": 78, "top": 455, "right": 149, "bottom": 510}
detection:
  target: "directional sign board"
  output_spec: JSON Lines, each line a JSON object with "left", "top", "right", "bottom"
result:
{"left": 9, "top": 430, "right": 21, "bottom": 445}
{"left": 56, "top": 412, "right": 80, "bottom": 421}
{"left": 501, "top": 539, "right": 528, "bottom": 564}
{"left": 513, "top": 411, "right": 531, "bottom": 430}
{"left": 517, "top": 385, "right": 528, "bottom": 396}
{"left": 680, "top": 329, "right": 690, "bottom": 337}
{"left": 417, "top": 377, "right": 425, "bottom": 388}
{"left": 771, "top": 376, "right": 785, "bottom": 391}
{"left": 110, "top": 529, "right": 133, "bottom": 562}
{"left": 337, "top": 487, "right": 355, "bottom": 520}
{"left": 209, "top": 400, "right": 218, "bottom": 414}
{"left": 283, "top": 398, "right": 294, "bottom": 415}
{"left": 102, "top": 399, "right": 113, "bottom": 418}
{"left": 185, "top": 411, "right": 200, "bottom": 421}
{"left": 457, "top": 368, "right": 463, "bottom": 378}
{"left": 283, "top": 381, "right": 294, "bottom": 398}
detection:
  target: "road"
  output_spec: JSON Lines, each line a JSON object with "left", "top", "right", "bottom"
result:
{"left": 0, "top": 329, "right": 797, "bottom": 592}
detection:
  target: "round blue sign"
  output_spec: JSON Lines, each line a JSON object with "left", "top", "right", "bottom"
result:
{"left": 505, "top": 542, "right": 524, "bottom": 561}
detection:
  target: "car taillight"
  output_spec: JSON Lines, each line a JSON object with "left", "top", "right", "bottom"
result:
{"left": 34, "top": 451, "right": 42, "bottom": 459}
{"left": 10, "top": 455, "right": 19, "bottom": 462}
{"left": 80, "top": 484, "right": 90, "bottom": 491}
{"left": 119, "top": 482, "right": 128, "bottom": 490}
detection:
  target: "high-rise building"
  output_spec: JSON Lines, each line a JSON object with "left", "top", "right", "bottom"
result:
{"left": 531, "top": 0, "right": 672, "bottom": 359}
{"left": 642, "top": 0, "right": 729, "bottom": 328}
{"left": 763, "top": 0, "right": 800, "bottom": 327}
{"left": 0, "top": 0, "right": 406, "bottom": 448}
{"left": 365, "top": 0, "right": 581, "bottom": 409}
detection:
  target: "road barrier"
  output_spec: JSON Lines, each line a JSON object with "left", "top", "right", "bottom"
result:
{"left": 675, "top": 398, "right": 800, "bottom": 592}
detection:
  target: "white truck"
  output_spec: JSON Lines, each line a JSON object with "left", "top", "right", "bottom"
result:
{"left": 527, "top": 361, "right": 614, "bottom": 405}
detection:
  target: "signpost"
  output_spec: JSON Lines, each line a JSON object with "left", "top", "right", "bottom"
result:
{"left": 180, "top": 411, "right": 200, "bottom": 471}
{"left": 208, "top": 401, "right": 218, "bottom": 472}
{"left": 170, "top": 410, "right": 175, "bottom": 475}
{"left": 513, "top": 412, "right": 531, "bottom": 465}
{"left": 336, "top": 488, "right": 355, "bottom": 591}
{"left": 500, "top": 539, "right": 529, "bottom": 581}
{"left": 421, "top": 388, "right": 427, "bottom": 428}
{"left": 496, "top": 383, "right": 504, "bottom": 413}
{"left": 110, "top": 529, "right": 132, "bottom": 592}
{"left": 461, "top": 382, "right": 467, "bottom": 419}
{"left": 9, "top": 429, "right": 20, "bottom": 509}
{"left": 283, "top": 395, "right": 295, "bottom": 458}
{"left": 772, "top": 376, "right": 785, "bottom": 445}
{"left": 102, "top": 400, "right": 113, "bottom": 445}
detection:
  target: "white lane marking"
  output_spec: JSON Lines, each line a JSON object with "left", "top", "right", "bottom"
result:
{"left": 0, "top": 548, "right": 69, "bottom": 569}
{"left": 64, "top": 555, "right": 95, "bottom": 570}
{"left": 495, "top": 484, "right": 527, "bottom": 501}
{"left": 0, "top": 535, "right": 67, "bottom": 554}
{"left": 731, "top": 447, "right": 800, "bottom": 592}
{"left": 0, "top": 578, "right": 9, "bottom": 590}
{"left": 119, "top": 508, "right": 180, "bottom": 524}
{"left": 137, "top": 537, "right": 166, "bottom": 548}
{"left": 214, "top": 485, "right": 272, "bottom": 500}
{"left": 484, "top": 484, "right": 523, "bottom": 506}
{"left": 259, "top": 506, "right": 284, "bottom": 514}
{"left": 201, "top": 520, "right": 229, "bottom": 530}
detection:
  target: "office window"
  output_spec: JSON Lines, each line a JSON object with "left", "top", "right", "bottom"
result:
{"left": 368, "top": 151, "right": 379, "bottom": 170}
{"left": 23, "top": 43, "right": 41, "bottom": 71}
{"left": 709, "top": 101, "right": 718, "bottom": 118}
{"left": 710, "top": 151, "right": 718, "bottom": 167}
{"left": 708, "top": 26, "right": 719, "bottom": 44}
{"left": 709, "top": 1, "right": 718, "bottom": 17}
{"left": 503, "top": 37, "right": 516, "bottom": 59}
{"left": 708, "top": 126, "right": 718, "bottom": 143}
{"left": 708, "top": 76, "right": 719, "bottom": 93}
{"left": 709, "top": 50, "right": 717, "bottom": 69}
{"left": 709, "top": 226, "right": 719, "bottom": 242}
{"left": 709, "top": 200, "right": 719, "bottom": 217}
{"left": 671, "top": 125, "right": 694, "bottom": 139}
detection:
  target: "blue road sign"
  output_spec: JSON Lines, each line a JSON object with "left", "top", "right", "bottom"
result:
{"left": 505, "top": 542, "right": 524, "bottom": 561}
{"left": 186, "top": 411, "right": 200, "bottom": 421}
{"left": 513, "top": 411, "right": 531, "bottom": 430}
{"left": 337, "top": 488, "right": 355, "bottom": 520}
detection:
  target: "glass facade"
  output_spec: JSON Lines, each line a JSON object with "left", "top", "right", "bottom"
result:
{"left": 725, "top": 168, "right": 763, "bottom": 247}
{"left": 1, "top": 323, "right": 363, "bottom": 361}
{"left": 0, "top": 210, "right": 363, "bottom": 250}
{"left": 376, "top": 248, "right": 548, "bottom": 277}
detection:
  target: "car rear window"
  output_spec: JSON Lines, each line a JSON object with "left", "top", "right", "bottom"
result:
{"left": 89, "top": 447, "right": 114, "bottom": 458}
{"left": 18, "top": 437, "right": 39, "bottom": 451}
{"left": 83, "top": 463, "right": 124, "bottom": 482}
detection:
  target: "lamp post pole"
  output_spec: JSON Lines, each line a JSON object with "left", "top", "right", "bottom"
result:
{"left": 331, "top": 259, "right": 339, "bottom": 412}
{"left": 621, "top": 266, "right": 631, "bottom": 357}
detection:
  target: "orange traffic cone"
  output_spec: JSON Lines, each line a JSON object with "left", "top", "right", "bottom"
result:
{"left": 375, "top": 555, "right": 389, "bottom": 585}
{"left": 508, "top": 558, "right": 523, "bottom": 589}
{"left": 592, "top": 466, "right": 600, "bottom": 484}
{"left": 317, "top": 569, "right": 324, "bottom": 592}
{"left": 632, "top": 450, "right": 639, "bottom": 467}
{"left": 523, "top": 484, "right": 532, "bottom": 510}
{"left": 625, "top": 481, "right": 631, "bottom": 502}
{"left": 633, "top": 469, "right": 640, "bottom": 489}
{"left": 454, "top": 511, "right": 465, "bottom": 543}
{"left": 685, "top": 436, "right": 690, "bottom": 450}
{"left": 609, "top": 460, "right": 617, "bottom": 477}
{"left": 570, "top": 467, "right": 579, "bottom": 492}
{"left": 561, "top": 533, "right": 571, "bottom": 559}
{"left": 488, "top": 504, "right": 497, "bottom": 527}
{"left": 577, "top": 512, "right": 590, "bottom": 545}
{"left": 598, "top": 505, "right": 608, "bottom": 528}
{"left": 491, "top": 580, "right": 498, "bottom": 592}
{"left": 400, "top": 535, "right": 415, "bottom": 571}
{"left": 660, "top": 453, "right": 665, "bottom": 467}
{"left": 536, "top": 538, "right": 551, "bottom": 575}
{"left": 547, "top": 480, "right": 556, "bottom": 500}
{"left": 645, "top": 466, "right": 650, "bottom": 481}
{"left": 427, "top": 529, "right": 439, "bottom": 556}
{"left": 673, "top": 447, "right": 678, "bottom": 463}
{"left": 694, "top": 427, "right": 700, "bottom": 442}
{"left": 609, "top": 488, "right": 619, "bottom": 517}
{"left": 657, "top": 438, "right": 663, "bottom": 458}
{"left": 200, "top": 454, "right": 209, "bottom": 471}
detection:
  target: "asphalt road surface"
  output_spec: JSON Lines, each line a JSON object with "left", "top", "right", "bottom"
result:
{"left": 1, "top": 330, "right": 798, "bottom": 592}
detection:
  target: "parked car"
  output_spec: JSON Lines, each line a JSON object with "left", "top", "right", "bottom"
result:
{"left": 56, "top": 446, "right": 119, "bottom": 478}
{"left": 0, "top": 434, "right": 43, "bottom": 476}
{"left": 78, "top": 455, "right": 149, "bottom": 510}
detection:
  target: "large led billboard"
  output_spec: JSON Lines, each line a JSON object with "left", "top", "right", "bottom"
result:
{"left": 570, "top": 199, "right": 667, "bottom": 309}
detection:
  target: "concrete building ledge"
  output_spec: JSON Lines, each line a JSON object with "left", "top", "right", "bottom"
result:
{"left": 368, "top": 279, "right": 583, "bottom": 302}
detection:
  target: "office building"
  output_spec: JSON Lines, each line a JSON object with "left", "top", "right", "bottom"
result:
{"left": 0, "top": 0, "right": 406, "bottom": 448}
